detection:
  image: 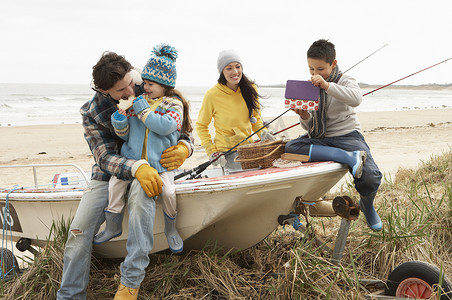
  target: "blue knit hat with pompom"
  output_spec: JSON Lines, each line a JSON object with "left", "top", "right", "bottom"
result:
{"left": 142, "top": 43, "right": 178, "bottom": 87}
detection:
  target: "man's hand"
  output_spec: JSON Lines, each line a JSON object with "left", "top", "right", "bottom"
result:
{"left": 160, "top": 142, "right": 189, "bottom": 170}
{"left": 135, "top": 164, "right": 162, "bottom": 197}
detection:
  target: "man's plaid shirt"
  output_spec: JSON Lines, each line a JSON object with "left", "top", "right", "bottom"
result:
{"left": 80, "top": 85, "right": 193, "bottom": 182}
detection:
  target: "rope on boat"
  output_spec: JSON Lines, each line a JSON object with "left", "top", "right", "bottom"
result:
{"left": 288, "top": 213, "right": 302, "bottom": 230}
{"left": 1, "top": 185, "right": 19, "bottom": 279}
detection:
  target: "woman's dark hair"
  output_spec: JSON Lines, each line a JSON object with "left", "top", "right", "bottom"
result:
{"left": 92, "top": 52, "right": 132, "bottom": 91}
{"left": 218, "top": 72, "right": 262, "bottom": 118}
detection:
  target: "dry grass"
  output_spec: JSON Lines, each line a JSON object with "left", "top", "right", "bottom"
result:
{"left": 0, "top": 220, "right": 68, "bottom": 300}
{"left": 1, "top": 150, "right": 451, "bottom": 299}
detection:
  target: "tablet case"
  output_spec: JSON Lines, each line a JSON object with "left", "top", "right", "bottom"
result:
{"left": 284, "top": 80, "right": 321, "bottom": 111}
{"left": 284, "top": 99, "right": 320, "bottom": 110}
{"left": 284, "top": 80, "right": 320, "bottom": 100}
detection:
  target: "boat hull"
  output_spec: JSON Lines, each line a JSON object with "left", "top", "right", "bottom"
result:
{"left": 1, "top": 162, "right": 347, "bottom": 258}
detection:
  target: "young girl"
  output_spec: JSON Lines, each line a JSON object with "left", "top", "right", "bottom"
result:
{"left": 94, "top": 44, "right": 193, "bottom": 253}
{"left": 196, "top": 49, "right": 273, "bottom": 171}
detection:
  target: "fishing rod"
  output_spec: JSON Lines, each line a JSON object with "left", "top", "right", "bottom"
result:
{"left": 343, "top": 44, "right": 388, "bottom": 73}
{"left": 362, "top": 57, "right": 452, "bottom": 96}
{"left": 275, "top": 56, "right": 452, "bottom": 136}
{"left": 174, "top": 108, "right": 292, "bottom": 180}
{"left": 272, "top": 122, "right": 299, "bottom": 135}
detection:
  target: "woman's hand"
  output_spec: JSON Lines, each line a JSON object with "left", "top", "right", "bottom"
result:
{"left": 209, "top": 152, "right": 227, "bottom": 168}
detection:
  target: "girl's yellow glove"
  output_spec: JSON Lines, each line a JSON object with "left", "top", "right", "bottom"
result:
{"left": 160, "top": 142, "right": 189, "bottom": 170}
{"left": 135, "top": 164, "right": 162, "bottom": 197}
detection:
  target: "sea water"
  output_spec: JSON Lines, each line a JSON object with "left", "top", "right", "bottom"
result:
{"left": 0, "top": 83, "right": 451, "bottom": 127}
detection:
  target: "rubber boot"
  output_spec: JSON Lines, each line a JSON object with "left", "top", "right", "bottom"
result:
{"left": 309, "top": 145, "right": 367, "bottom": 178}
{"left": 114, "top": 283, "right": 138, "bottom": 300}
{"left": 164, "top": 212, "right": 183, "bottom": 253}
{"left": 359, "top": 191, "right": 382, "bottom": 231}
{"left": 93, "top": 211, "right": 123, "bottom": 245}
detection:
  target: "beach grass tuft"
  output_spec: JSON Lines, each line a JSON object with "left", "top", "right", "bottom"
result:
{"left": 0, "top": 217, "right": 70, "bottom": 300}
{"left": 1, "top": 150, "right": 451, "bottom": 299}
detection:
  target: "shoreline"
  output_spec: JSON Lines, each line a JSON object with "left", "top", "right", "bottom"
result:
{"left": 1, "top": 109, "right": 451, "bottom": 188}
{"left": 1, "top": 106, "right": 451, "bottom": 129}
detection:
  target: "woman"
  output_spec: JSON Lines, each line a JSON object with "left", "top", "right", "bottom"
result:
{"left": 196, "top": 49, "right": 273, "bottom": 171}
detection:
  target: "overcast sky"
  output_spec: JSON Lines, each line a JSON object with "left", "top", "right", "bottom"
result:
{"left": 1, "top": 0, "right": 451, "bottom": 87}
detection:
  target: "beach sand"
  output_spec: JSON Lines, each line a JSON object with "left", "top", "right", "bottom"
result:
{"left": 1, "top": 109, "right": 451, "bottom": 188}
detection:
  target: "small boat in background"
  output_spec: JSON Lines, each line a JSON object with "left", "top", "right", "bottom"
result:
{"left": 0, "top": 162, "right": 347, "bottom": 258}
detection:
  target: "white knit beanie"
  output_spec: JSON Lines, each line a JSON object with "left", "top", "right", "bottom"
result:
{"left": 217, "top": 49, "right": 242, "bottom": 74}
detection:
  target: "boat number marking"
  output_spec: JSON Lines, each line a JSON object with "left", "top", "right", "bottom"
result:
{"left": 0, "top": 203, "right": 23, "bottom": 233}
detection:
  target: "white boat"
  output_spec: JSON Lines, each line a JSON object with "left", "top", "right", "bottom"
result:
{"left": 0, "top": 162, "right": 347, "bottom": 258}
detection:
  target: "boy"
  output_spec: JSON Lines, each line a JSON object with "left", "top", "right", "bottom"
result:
{"left": 285, "top": 39, "right": 383, "bottom": 231}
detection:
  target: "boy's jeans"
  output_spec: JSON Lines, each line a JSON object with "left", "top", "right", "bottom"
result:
{"left": 57, "top": 179, "right": 155, "bottom": 299}
{"left": 285, "top": 130, "right": 382, "bottom": 197}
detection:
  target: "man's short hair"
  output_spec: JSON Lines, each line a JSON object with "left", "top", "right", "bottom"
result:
{"left": 92, "top": 52, "right": 132, "bottom": 91}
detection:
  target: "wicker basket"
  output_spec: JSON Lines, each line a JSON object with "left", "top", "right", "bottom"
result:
{"left": 235, "top": 140, "right": 286, "bottom": 169}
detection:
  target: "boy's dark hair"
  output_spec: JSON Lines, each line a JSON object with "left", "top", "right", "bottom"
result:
{"left": 307, "top": 39, "right": 336, "bottom": 65}
{"left": 218, "top": 72, "right": 262, "bottom": 118}
{"left": 92, "top": 52, "right": 132, "bottom": 90}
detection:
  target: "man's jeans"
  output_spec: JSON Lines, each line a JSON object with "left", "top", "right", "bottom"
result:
{"left": 57, "top": 179, "right": 155, "bottom": 299}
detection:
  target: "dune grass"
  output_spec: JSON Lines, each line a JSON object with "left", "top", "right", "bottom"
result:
{"left": 1, "top": 150, "right": 451, "bottom": 299}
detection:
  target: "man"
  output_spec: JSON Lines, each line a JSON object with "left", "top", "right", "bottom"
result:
{"left": 57, "top": 51, "right": 193, "bottom": 300}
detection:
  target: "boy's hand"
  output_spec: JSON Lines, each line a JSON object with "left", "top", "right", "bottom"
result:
{"left": 291, "top": 108, "right": 311, "bottom": 120}
{"left": 310, "top": 75, "right": 329, "bottom": 90}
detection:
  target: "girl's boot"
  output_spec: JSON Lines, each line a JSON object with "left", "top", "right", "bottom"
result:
{"left": 93, "top": 211, "right": 123, "bottom": 244}
{"left": 164, "top": 212, "right": 183, "bottom": 253}
{"left": 309, "top": 144, "right": 367, "bottom": 178}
